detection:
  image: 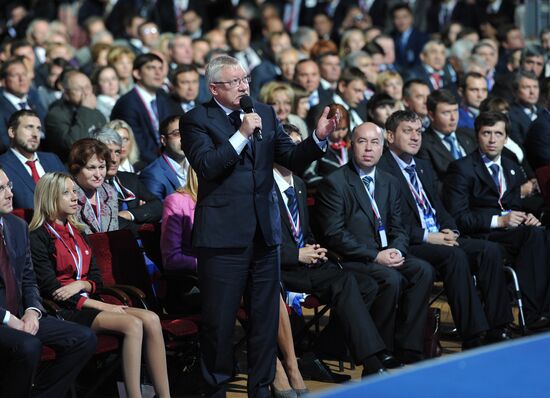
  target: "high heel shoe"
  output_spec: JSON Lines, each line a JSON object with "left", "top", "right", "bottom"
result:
{"left": 271, "top": 385, "right": 298, "bottom": 398}
{"left": 293, "top": 387, "right": 309, "bottom": 396}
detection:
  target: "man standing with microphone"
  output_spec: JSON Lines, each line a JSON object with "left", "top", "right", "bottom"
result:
{"left": 180, "top": 55, "right": 338, "bottom": 398}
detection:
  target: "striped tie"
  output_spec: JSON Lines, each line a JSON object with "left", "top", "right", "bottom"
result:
{"left": 285, "top": 186, "right": 304, "bottom": 248}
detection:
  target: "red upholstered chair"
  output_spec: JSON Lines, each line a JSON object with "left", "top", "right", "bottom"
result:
{"left": 87, "top": 230, "right": 199, "bottom": 350}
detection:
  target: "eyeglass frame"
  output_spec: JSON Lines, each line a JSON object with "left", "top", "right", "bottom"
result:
{"left": 211, "top": 75, "right": 252, "bottom": 89}
{"left": 0, "top": 181, "right": 13, "bottom": 196}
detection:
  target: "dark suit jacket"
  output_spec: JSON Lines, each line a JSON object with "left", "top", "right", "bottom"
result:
{"left": 525, "top": 109, "right": 550, "bottom": 169}
{"left": 152, "top": 0, "right": 206, "bottom": 33}
{"left": 250, "top": 59, "right": 280, "bottom": 100}
{"left": 427, "top": 0, "right": 479, "bottom": 33}
{"left": 180, "top": 98, "right": 324, "bottom": 248}
{"left": 0, "top": 214, "right": 45, "bottom": 321}
{"left": 110, "top": 88, "right": 183, "bottom": 164}
{"left": 276, "top": 175, "right": 314, "bottom": 269}
{"left": 303, "top": 146, "right": 349, "bottom": 188}
{"left": 377, "top": 150, "right": 457, "bottom": 245}
{"left": 115, "top": 171, "right": 162, "bottom": 228}
{"left": 392, "top": 28, "right": 429, "bottom": 71}
{"left": 405, "top": 64, "right": 458, "bottom": 94}
{"left": 507, "top": 102, "right": 542, "bottom": 146}
{"left": 0, "top": 89, "right": 47, "bottom": 154}
{"left": 443, "top": 151, "right": 523, "bottom": 236}
{"left": 314, "top": 162, "right": 409, "bottom": 261}
{"left": 138, "top": 155, "right": 182, "bottom": 201}
{"left": 0, "top": 150, "right": 66, "bottom": 209}
{"left": 417, "top": 127, "right": 477, "bottom": 181}
{"left": 306, "top": 93, "right": 366, "bottom": 133}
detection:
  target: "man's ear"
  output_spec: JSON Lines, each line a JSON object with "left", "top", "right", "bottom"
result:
{"left": 132, "top": 69, "right": 141, "bottom": 82}
{"left": 7, "top": 126, "right": 15, "bottom": 140}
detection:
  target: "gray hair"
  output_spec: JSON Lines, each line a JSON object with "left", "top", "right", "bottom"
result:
{"left": 462, "top": 54, "right": 488, "bottom": 74}
{"left": 292, "top": 27, "right": 316, "bottom": 49}
{"left": 343, "top": 51, "right": 370, "bottom": 69}
{"left": 205, "top": 55, "right": 246, "bottom": 85}
{"left": 94, "top": 127, "right": 123, "bottom": 147}
{"left": 450, "top": 38, "right": 475, "bottom": 60}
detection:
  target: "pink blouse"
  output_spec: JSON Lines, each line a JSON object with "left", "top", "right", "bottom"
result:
{"left": 161, "top": 192, "right": 197, "bottom": 271}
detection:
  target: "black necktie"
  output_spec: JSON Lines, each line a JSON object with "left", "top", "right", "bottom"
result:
{"left": 229, "top": 110, "right": 242, "bottom": 131}
{"left": 0, "top": 222, "right": 19, "bottom": 315}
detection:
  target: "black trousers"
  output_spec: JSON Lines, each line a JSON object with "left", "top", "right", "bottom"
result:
{"left": 487, "top": 225, "right": 550, "bottom": 324}
{"left": 409, "top": 240, "right": 497, "bottom": 339}
{"left": 0, "top": 316, "right": 97, "bottom": 398}
{"left": 342, "top": 255, "right": 435, "bottom": 353}
{"left": 197, "top": 238, "right": 280, "bottom": 398}
{"left": 282, "top": 261, "right": 385, "bottom": 363}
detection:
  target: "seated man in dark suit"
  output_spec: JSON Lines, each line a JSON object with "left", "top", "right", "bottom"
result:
{"left": 444, "top": 111, "right": 550, "bottom": 330}
{"left": 94, "top": 127, "right": 162, "bottom": 232}
{"left": 0, "top": 110, "right": 65, "bottom": 209}
{"left": 44, "top": 70, "right": 107, "bottom": 163}
{"left": 306, "top": 67, "right": 368, "bottom": 133}
{"left": 294, "top": 59, "right": 333, "bottom": 109}
{"left": 140, "top": 115, "right": 188, "bottom": 201}
{"left": 406, "top": 41, "right": 457, "bottom": 93}
{"left": 507, "top": 70, "right": 542, "bottom": 147}
{"left": 315, "top": 121, "right": 435, "bottom": 363}
{"left": 170, "top": 64, "right": 200, "bottom": 114}
{"left": 0, "top": 57, "right": 47, "bottom": 154}
{"left": 379, "top": 110, "right": 513, "bottom": 348}
{"left": 275, "top": 128, "right": 398, "bottom": 377}
{"left": 111, "top": 53, "right": 183, "bottom": 164}
{"left": 457, "top": 72, "right": 488, "bottom": 131}
{"left": 0, "top": 166, "right": 97, "bottom": 398}
{"left": 418, "top": 89, "right": 477, "bottom": 182}
{"left": 390, "top": 3, "right": 428, "bottom": 72}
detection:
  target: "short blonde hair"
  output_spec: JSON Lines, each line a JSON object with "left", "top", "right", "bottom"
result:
{"left": 29, "top": 172, "right": 85, "bottom": 232}
{"left": 107, "top": 45, "right": 136, "bottom": 66}
{"left": 376, "top": 71, "right": 403, "bottom": 93}
{"left": 106, "top": 119, "right": 140, "bottom": 165}
{"left": 259, "top": 82, "right": 295, "bottom": 105}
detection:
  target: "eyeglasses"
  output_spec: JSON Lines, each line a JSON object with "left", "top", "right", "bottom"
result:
{"left": 212, "top": 75, "right": 251, "bottom": 88}
{"left": 0, "top": 181, "right": 13, "bottom": 196}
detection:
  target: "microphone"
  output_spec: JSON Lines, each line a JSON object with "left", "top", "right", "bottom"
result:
{"left": 239, "top": 95, "right": 263, "bottom": 141}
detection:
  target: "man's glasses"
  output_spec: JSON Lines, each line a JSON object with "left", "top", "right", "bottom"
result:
{"left": 0, "top": 181, "right": 13, "bottom": 196}
{"left": 212, "top": 75, "right": 251, "bottom": 89}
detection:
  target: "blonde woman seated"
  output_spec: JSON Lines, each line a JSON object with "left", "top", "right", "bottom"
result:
{"left": 260, "top": 82, "right": 309, "bottom": 139}
{"left": 161, "top": 168, "right": 308, "bottom": 396}
{"left": 29, "top": 172, "right": 171, "bottom": 398}
{"left": 376, "top": 71, "right": 405, "bottom": 111}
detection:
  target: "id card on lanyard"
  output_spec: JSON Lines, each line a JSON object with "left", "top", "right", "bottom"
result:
{"left": 364, "top": 187, "right": 388, "bottom": 248}
{"left": 406, "top": 180, "right": 439, "bottom": 233}
{"left": 46, "top": 223, "right": 88, "bottom": 297}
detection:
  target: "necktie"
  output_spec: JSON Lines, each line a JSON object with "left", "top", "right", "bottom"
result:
{"left": 228, "top": 110, "right": 242, "bottom": 131}
{"left": 489, "top": 163, "right": 500, "bottom": 189}
{"left": 284, "top": 186, "right": 304, "bottom": 248}
{"left": 26, "top": 160, "right": 40, "bottom": 183}
{"left": 443, "top": 134, "right": 462, "bottom": 160}
{"left": 404, "top": 164, "right": 420, "bottom": 192}
{"left": 18, "top": 101, "right": 29, "bottom": 110}
{"left": 150, "top": 99, "right": 159, "bottom": 123}
{"left": 431, "top": 73, "right": 442, "bottom": 89}
{"left": 0, "top": 222, "right": 19, "bottom": 315}
{"left": 362, "top": 175, "right": 374, "bottom": 197}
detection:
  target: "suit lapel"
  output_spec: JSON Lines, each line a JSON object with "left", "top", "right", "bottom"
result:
{"left": 4, "top": 151, "right": 35, "bottom": 192}
{"left": 426, "top": 129, "right": 454, "bottom": 165}
{"left": 472, "top": 152, "right": 500, "bottom": 195}
{"left": 382, "top": 152, "right": 419, "bottom": 220}
{"left": 159, "top": 157, "right": 182, "bottom": 190}
{"left": 345, "top": 164, "right": 376, "bottom": 227}
{"left": 373, "top": 169, "right": 389, "bottom": 225}
{"left": 206, "top": 99, "right": 254, "bottom": 161}
{"left": 501, "top": 157, "right": 520, "bottom": 201}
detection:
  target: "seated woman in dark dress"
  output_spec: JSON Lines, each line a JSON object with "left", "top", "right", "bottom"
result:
{"left": 29, "top": 172, "right": 171, "bottom": 398}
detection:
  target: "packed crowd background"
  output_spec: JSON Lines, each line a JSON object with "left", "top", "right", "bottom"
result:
{"left": 1, "top": 0, "right": 550, "bottom": 397}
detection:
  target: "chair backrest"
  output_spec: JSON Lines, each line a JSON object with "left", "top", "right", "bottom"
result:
{"left": 12, "top": 208, "right": 34, "bottom": 223}
{"left": 88, "top": 230, "right": 156, "bottom": 300}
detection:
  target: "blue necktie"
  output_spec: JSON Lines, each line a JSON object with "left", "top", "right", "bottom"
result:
{"left": 443, "top": 134, "right": 462, "bottom": 160}
{"left": 489, "top": 163, "right": 500, "bottom": 189}
{"left": 285, "top": 186, "right": 304, "bottom": 248}
{"left": 18, "top": 101, "right": 29, "bottom": 110}
{"left": 362, "top": 175, "right": 374, "bottom": 196}
{"left": 405, "top": 164, "right": 436, "bottom": 218}
{"left": 150, "top": 99, "right": 159, "bottom": 122}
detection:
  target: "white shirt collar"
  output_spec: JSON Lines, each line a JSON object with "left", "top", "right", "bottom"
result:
{"left": 273, "top": 169, "right": 294, "bottom": 194}
{"left": 11, "top": 147, "right": 38, "bottom": 163}
{"left": 134, "top": 84, "right": 156, "bottom": 104}
{"left": 214, "top": 98, "right": 240, "bottom": 116}
{"left": 3, "top": 91, "right": 29, "bottom": 109}
{"left": 434, "top": 129, "right": 457, "bottom": 141}
{"left": 353, "top": 159, "right": 376, "bottom": 181}
{"left": 389, "top": 149, "right": 416, "bottom": 171}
